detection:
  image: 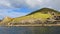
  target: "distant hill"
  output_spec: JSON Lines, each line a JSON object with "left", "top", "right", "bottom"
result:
{"left": 12, "top": 8, "right": 55, "bottom": 22}
{"left": 0, "top": 8, "right": 60, "bottom": 25}
{"left": 0, "top": 17, "right": 13, "bottom": 25}
{"left": 1, "top": 17, "right": 13, "bottom": 23}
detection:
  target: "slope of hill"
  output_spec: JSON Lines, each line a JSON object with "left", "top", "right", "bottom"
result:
{"left": 11, "top": 8, "right": 60, "bottom": 22}
{"left": 0, "top": 8, "right": 60, "bottom": 25}
{"left": 27, "top": 8, "right": 60, "bottom": 15}
{"left": 12, "top": 12, "right": 52, "bottom": 22}
{"left": 0, "top": 17, "right": 13, "bottom": 25}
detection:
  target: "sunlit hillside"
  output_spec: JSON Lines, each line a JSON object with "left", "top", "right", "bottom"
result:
{"left": 0, "top": 17, "right": 13, "bottom": 25}
{"left": 12, "top": 12, "right": 52, "bottom": 22}
{"left": 11, "top": 8, "right": 59, "bottom": 22}
{"left": 0, "top": 8, "right": 60, "bottom": 25}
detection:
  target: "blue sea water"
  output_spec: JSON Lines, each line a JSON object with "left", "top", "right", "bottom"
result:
{"left": 0, "top": 26, "right": 60, "bottom": 34}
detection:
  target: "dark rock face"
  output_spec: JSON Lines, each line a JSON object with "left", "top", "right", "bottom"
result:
{"left": 0, "top": 20, "right": 2, "bottom": 22}
{"left": 55, "top": 16, "right": 60, "bottom": 20}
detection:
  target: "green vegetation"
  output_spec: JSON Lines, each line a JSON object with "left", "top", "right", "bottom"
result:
{"left": 0, "top": 8, "right": 60, "bottom": 25}
{"left": 12, "top": 12, "right": 52, "bottom": 22}
{"left": 27, "top": 8, "right": 60, "bottom": 15}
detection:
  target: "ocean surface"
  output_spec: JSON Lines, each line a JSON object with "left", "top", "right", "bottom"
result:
{"left": 0, "top": 26, "right": 60, "bottom": 34}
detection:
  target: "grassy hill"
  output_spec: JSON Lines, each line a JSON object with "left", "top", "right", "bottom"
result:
{"left": 0, "top": 8, "right": 60, "bottom": 25}
{"left": 27, "top": 8, "right": 60, "bottom": 15}
{"left": 12, "top": 12, "right": 52, "bottom": 22}
{"left": 8, "top": 8, "right": 59, "bottom": 23}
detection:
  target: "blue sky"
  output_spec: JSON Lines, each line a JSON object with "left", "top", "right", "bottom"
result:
{"left": 0, "top": 0, "right": 60, "bottom": 19}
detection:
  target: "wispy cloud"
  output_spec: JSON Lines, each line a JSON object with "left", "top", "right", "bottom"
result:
{"left": 0, "top": 0, "right": 60, "bottom": 9}
{"left": 0, "top": 0, "right": 60, "bottom": 19}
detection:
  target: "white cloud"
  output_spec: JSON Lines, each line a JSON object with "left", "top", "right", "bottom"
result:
{"left": 25, "top": 0, "right": 50, "bottom": 8}
{"left": 25, "top": 0, "right": 60, "bottom": 11}
{"left": 0, "top": 0, "right": 60, "bottom": 10}
{"left": 25, "top": 0, "right": 40, "bottom": 7}
{"left": 0, "top": 0, "right": 12, "bottom": 8}
{"left": 0, "top": 0, "right": 60, "bottom": 19}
